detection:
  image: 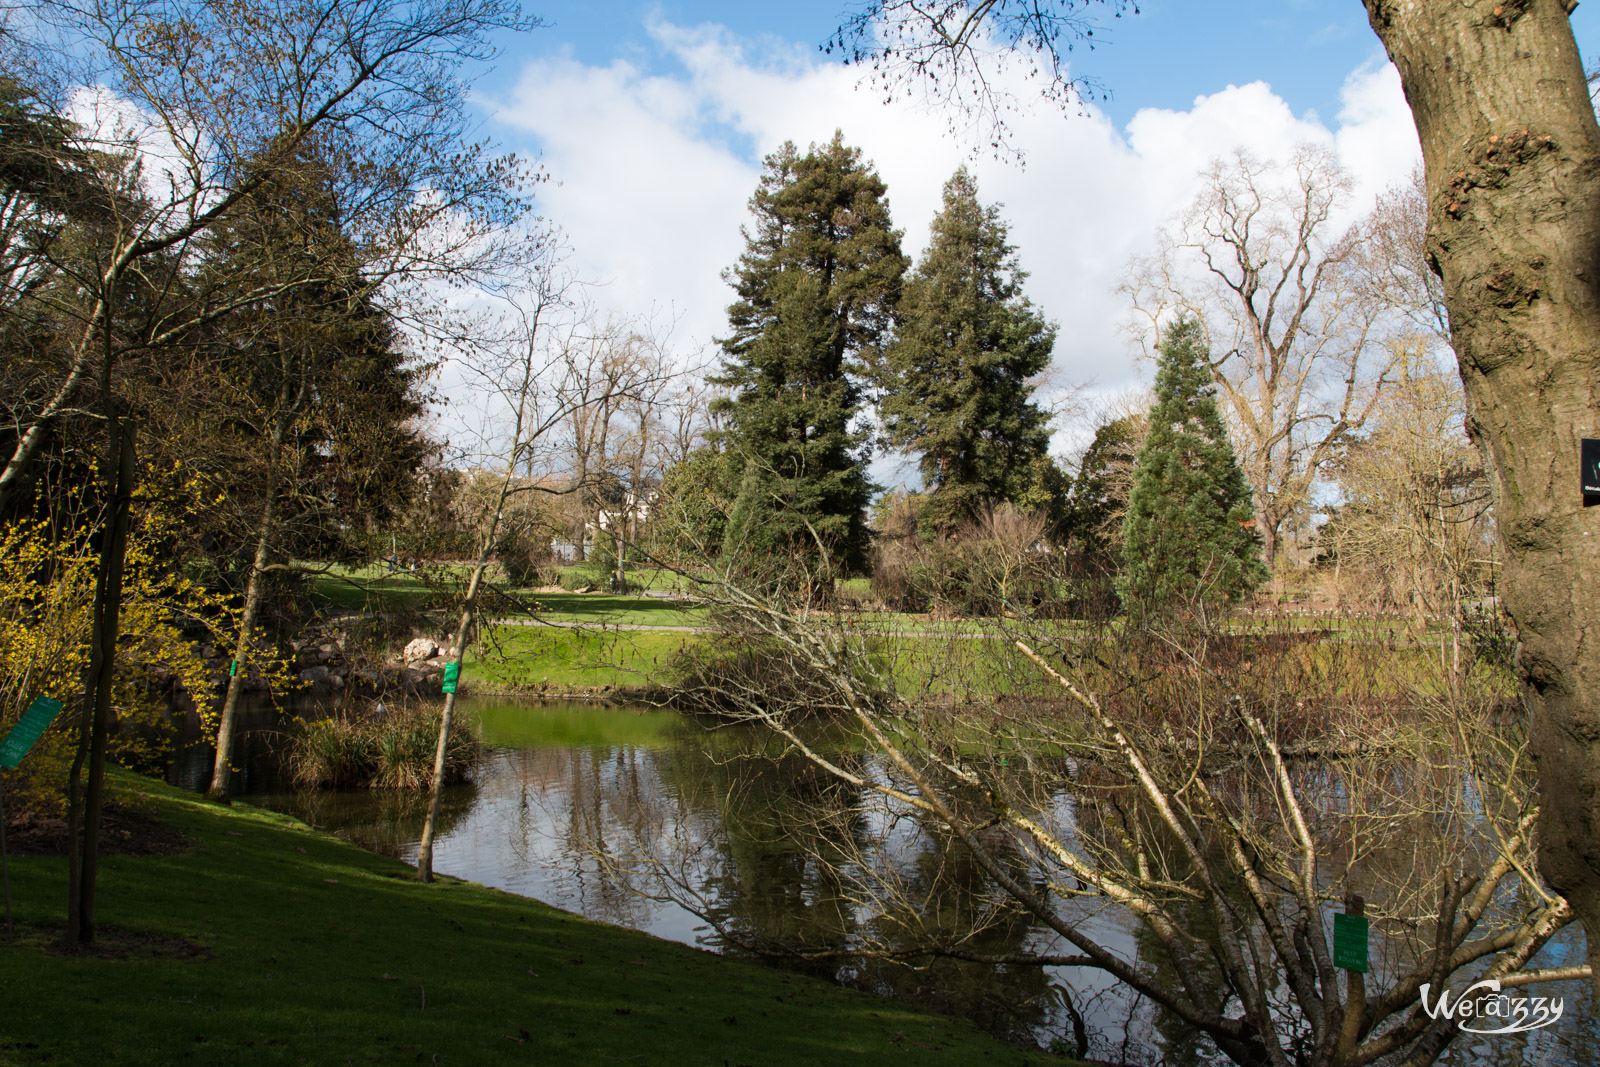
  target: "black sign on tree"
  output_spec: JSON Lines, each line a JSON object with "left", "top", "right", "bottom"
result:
{"left": 1584, "top": 438, "right": 1600, "bottom": 507}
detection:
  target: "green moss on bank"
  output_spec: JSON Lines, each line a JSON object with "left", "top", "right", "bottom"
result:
{"left": 0, "top": 771, "right": 1052, "bottom": 1066}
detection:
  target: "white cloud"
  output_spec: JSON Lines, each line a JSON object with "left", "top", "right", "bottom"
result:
{"left": 1334, "top": 60, "right": 1423, "bottom": 203}
{"left": 485, "top": 20, "right": 1421, "bottom": 453}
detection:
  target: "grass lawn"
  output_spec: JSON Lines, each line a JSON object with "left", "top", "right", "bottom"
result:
{"left": 557, "top": 562, "right": 700, "bottom": 594}
{"left": 308, "top": 564, "right": 451, "bottom": 614}
{"left": 515, "top": 592, "right": 707, "bottom": 628}
{"left": 304, "top": 560, "right": 1473, "bottom": 699}
{"left": 470, "top": 624, "right": 694, "bottom": 690}
{"left": 0, "top": 771, "right": 1055, "bottom": 1066}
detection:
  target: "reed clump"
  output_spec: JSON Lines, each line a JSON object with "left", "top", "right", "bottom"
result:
{"left": 289, "top": 701, "right": 478, "bottom": 789}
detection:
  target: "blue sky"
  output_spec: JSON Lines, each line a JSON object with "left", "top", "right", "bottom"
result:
{"left": 483, "top": 2, "right": 1600, "bottom": 144}
{"left": 447, "top": 4, "right": 1599, "bottom": 474}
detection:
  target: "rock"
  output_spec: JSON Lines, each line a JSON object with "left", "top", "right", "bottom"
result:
{"left": 328, "top": 672, "right": 344, "bottom": 690}
{"left": 402, "top": 637, "right": 439, "bottom": 662}
{"left": 298, "top": 665, "right": 331, "bottom": 687}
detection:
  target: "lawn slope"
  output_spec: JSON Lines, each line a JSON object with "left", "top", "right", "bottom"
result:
{"left": 0, "top": 772, "right": 1053, "bottom": 1066}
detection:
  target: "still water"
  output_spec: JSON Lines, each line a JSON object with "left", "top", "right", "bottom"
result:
{"left": 167, "top": 697, "right": 1597, "bottom": 1064}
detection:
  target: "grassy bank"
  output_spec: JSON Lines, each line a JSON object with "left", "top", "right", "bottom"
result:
{"left": 306, "top": 566, "right": 1486, "bottom": 700}
{"left": 0, "top": 771, "right": 1053, "bottom": 1066}
{"left": 469, "top": 624, "right": 692, "bottom": 692}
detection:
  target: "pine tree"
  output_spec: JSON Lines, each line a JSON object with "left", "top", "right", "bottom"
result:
{"left": 1065, "top": 413, "right": 1147, "bottom": 573}
{"left": 712, "top": 133, "right": 906, "bottom": 573}
{"left": 879, "top": 167, "right": 1056, "bottom": 533}
{"left": 1119, "top": 318, "right": 1263, "bottom": 617}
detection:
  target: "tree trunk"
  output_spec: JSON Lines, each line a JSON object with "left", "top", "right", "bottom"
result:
{"left": 206, "top": 482, "right": 277, "bottom": 800}
{"left": 208, "top": 412, "right": 288, "bottom": 801}
{"left": 1255, "top": 505, "right": 1278, "bottom": 576}
{"left": 1364, "top": 0, "right": 1600, "bottom": 991}
{"left": 413, "top": 567, "right": 481, "bottom": 883}
{"left": 415, "top": 481, "right": 512, "bottom": 882}
{"left": 65, "top": 419, "right": 135, "bottom": 945}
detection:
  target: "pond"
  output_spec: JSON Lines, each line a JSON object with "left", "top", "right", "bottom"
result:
{"left": 166, "top": 696, "right": 1598, "bottom": 1065}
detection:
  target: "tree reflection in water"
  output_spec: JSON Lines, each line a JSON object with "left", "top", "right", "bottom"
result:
{"left": 232, "top": 699, "right": 1597, "bottom": 1065}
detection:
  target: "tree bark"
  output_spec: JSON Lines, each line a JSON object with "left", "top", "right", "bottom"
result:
{"left": 206, "top": 479, "right": 277, "bottom": 800}
{"left": 1255, "top": 505, "right": 1279, "bottom": 576}
{"left": 208, "top": 404, "right": 292, "bottom": 801}
{"left": 65, "top": 419, "right": 135, "bottom": 945}
{"left": 415, "top": 479, "right": 512, "bottom": 882}
{"left": 1363, "top": 0, "right": 1600, "bottom": 990}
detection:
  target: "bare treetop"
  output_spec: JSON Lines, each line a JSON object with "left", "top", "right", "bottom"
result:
{"left": 824, "top": 0, "right": 1137, "bottom": 156}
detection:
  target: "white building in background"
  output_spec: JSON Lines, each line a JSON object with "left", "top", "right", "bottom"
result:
{"left": 549, "top": 483, "right": 660, "bottom": 562}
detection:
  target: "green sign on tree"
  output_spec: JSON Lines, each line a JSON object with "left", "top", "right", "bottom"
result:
{"left": 441, "top": 662, "right": 460, "bottom": 695}
{"left": 1333, "top": 911, "right": 1370, "bottom": 973}
{"left": 0, "top": 696, "right": 64, "bottom": 769}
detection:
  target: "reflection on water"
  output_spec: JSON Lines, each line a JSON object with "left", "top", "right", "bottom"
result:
{"left": 171, "top": 697, "right": 1598, "bottom": 1064}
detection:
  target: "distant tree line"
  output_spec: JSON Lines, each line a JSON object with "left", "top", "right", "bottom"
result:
{"left": 658, "top": 131, "right": 1481, "bottom": 626}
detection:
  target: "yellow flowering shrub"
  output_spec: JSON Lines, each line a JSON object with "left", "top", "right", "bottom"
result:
{"left": 0, "top": 468, "right": 243, "bottom": 818}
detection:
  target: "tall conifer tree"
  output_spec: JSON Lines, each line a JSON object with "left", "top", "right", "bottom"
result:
{"left": 712, "top": 133, "right": 905, "bottom": 572}
{"left": 880, "top": 168, "right": 1056, "bottom": 532}
{"left": 1119, "top": 318, "right": 1263, "bottom": 617}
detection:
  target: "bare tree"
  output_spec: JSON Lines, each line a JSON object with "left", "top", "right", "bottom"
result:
{"left": 1357, "top": 167, "right": 1451, "bottom": 345}
{"left": 1126, "top": 147, "right": 1394, "bottom": 575}
{"left": 414, "top": 280, "right": 673, "bottom": 881}
{"left": 633, "top": 560, "right": 1587, "bottom": 1066}
{"left": 657, "top": 378, "right": 718, "bottom": 469}
{"left": 1322, "top": 339, "right": 1495, "bottom": 678}
{"left": 553, "top": 317, "right": 678, "bottom": 566}
{"left": 823, "top": 0, "right": 1600, "bottom": 994}
{"left": 603, "top": 366, "right": 679, "bottom": 591}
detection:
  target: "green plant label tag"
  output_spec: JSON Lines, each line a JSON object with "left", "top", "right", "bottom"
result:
{"left": 1333, "top": 912, "right": 1369, "bottom": 973}
{"left": 229, "top": 659, "right": 239, "bottom": 677}
{"left": 0, "top": 696, "right": 65, "bottom": 769}
{"left": 441, "top": 661, "right": 460, "bottom": 694}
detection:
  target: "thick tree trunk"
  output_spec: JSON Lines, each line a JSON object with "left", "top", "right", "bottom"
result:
{"left": 1364, "top": 0, "right": 1600, "bottom": 989}
{"left": 1255, "top": 505, "right": 1278, "bottom": 576}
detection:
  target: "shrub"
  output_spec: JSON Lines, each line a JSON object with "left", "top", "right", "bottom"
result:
{"left": 288, "top": 701, "right": 478, "bottom": 789}
{"left": 499, "top": 533, "right": 560, "bottom": 588}
{"left": 0, "top": 494, "right": 238, "bottom": 820}
{"left": 871, "top": 504, "right": 1056, "bottom": 617}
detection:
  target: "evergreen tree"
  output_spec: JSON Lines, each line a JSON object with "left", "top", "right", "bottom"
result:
{"left": 712, "top": 133, "right": 906, "bottom": 573}
{"left": 1064, "top": 413, "right": 1147, "bottom": 574}
{"left": 1119, "top": 318, "right": 1263, "bottom": 617}
{"left": 879, "top": 167, "right": 1056, "bottom": 532}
